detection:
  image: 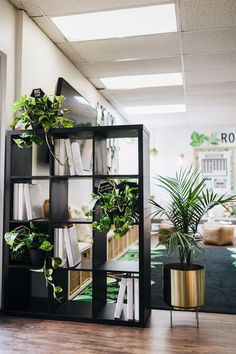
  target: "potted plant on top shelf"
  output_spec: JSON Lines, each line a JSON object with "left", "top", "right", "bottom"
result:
{"left": 11, "top": 93, "right": 74, "bottom": 164}
{"left": 87, "top": 180, "right": 139, "bottom": 239}
{"left": 150, "top": 166, "right": 236, "bottom": 310}
{"left": 4, "top": 223, "right": 63, "bottom": 301}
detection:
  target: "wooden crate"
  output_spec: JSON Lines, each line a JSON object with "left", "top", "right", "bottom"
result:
{"left": 69, "top": 271, "right": 81, "bottom": 296}
{"left": 69, "top": 247, "right": 92, "bottom": 296}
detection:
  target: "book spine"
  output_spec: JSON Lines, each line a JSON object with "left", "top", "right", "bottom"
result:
{"left": 24, "top": 183, "right": 32, "bottom": 220}
{"left": 59, "top": 139, "right": 66, "bottom": 176}
{"left": 58, "top": 228, "right": 67, "bottom": 267}
{"left": 65, "top": 139, "right": 76, "bottom": 175}
{"left": 28, "top": 184, "right": 43, "bottom": 219}
{"left": 71, "top": 141, "right": 83, "bottom": 175}
{"left": 114, "top": 278, "right": 127, "bottom": 319}
{"left": 68, "top": 225, "right": 81, "bottom": 266}
{"left": 64, "top": 227, "right": 74, "bottom": 267}
{"left": 127, "top": 277, "right": 134, "bottom": 321}
{"left": 54, "top": 228, "right": 59, "bottom": 258}
{"left": 13, "top": 183, "right": 19, "bottom": 220}
{"left": 54, "top": 139, "right": 60, "bottom": 175}
{"left": 19, "top": 183, "right": 27, "bottom": 220}
{"left": 134, "top": 278, "right": 139, "bottom": 321}
{"left": 81, "top": 140, "right": 92, "bottom": 172}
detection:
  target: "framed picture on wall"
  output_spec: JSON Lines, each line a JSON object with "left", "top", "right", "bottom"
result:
{"left": 194, "top": 146, "right": 235, "bottom": 195}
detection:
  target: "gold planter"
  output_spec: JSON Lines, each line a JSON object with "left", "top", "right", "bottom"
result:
{"left": 164, "top": 263, "right": 205, "bottom": 310}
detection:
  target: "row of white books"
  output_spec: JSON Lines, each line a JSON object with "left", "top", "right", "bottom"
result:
{"left": 114, "top": 277, "right": 139, "bottom": 321}
{"left": 54, "top": 139, "right": 92, "bottom": 176}
{"left": 54, "top": 226, "right": 81, "bottom": 268}
{"left": 13, "top": 183, "right": 43, "bottom": 220}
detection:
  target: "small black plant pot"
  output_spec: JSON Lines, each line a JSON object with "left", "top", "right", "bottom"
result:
{"left": 28, "top": 248, "right": 46, "bottom": 267}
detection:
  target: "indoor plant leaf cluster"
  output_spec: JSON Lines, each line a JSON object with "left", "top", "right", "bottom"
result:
{"left": 11, "top": 94, "right": 74, "bottom": 163}
{"left": 150, "top": 166, "right": 236, "bottom": 268}
{"left": 4, "top": 223, "right": 63, "bottom": 301}
{"left": 88, "top": 180, "right": 139, "bottom": 239}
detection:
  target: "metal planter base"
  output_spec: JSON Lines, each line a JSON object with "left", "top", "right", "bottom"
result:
{"left": 163, "top": 263, "right": 205, "bottom": 327}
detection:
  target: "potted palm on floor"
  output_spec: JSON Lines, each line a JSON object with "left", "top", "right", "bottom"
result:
{"left": 150, "top": 166, "right": 235, "bottom": 311}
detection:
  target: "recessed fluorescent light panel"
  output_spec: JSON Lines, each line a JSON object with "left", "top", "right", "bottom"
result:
{"left": 100, "top": 73, "right": 183, "bottom": 90}
{"left": 124, "top": 104, "right": 186, "bottom": 115}
{"left": 51, "top": 4, "right": 177, "bottom": 42}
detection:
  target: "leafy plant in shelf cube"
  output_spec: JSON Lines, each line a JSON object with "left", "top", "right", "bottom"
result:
{"left": 11, "top": 94, "right": 74, "bottom": 164}
{"left": 87, "top": 180, "right": 139, "bottom": 239}
{"left": 4, "top": 223, "right": 63, "bottom": 301}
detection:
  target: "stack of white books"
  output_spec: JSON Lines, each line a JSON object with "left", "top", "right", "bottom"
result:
{"left": 114, "top": 277, "right": 139, "bottom": 321}
{"left": 54, "top": 225, "right": 81, "bottom": 268}
{"left": 54, "top": 139, "right": 92, "bottom": 176}
{"left": 13, "top": 183, "right": 43, "bottom": 220}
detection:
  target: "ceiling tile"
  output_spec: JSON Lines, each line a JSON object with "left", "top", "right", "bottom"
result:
{"left": 31, "top": 0, "right": 172, "bottom": 17}
{"left": 127, "top": 112, "right": 188, "bottom": 124}
{"left": 183, "top": 28, "right": 236, "bottom": 54}
{"left": 184, "top": 52, "right": 236, "bottom": 71}
{"left": 85, "top": 56, "right": 182, "bottom": 78}
{"left": 115, "top": 97, "right": 185, "bottom": 106}
{"left": 187, "top": 102, "right": 236, "bottom": 113}
{"left": 187, "top": 93, "right": 236, "bottom": 105}
{"left": 102, "top": 86, "right": 185, "bottom": 101}
{"left": 71, "top": 33, "right": 181, "bottom": 62}
{"left": 186, "top": 82, "right": 236, "bottom": 95}
{"left": 185, "top": 68, "right": 236, "bottom": 85}
{"left": 180, "top": 0, "right": 236, "bottom": 31}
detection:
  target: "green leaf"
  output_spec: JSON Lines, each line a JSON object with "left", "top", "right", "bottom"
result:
{"left": 55, "top": 286, "right": 63, "bottom": 294}
{"left": 52, "top": 257, "right": 62, "bottom": 269}
{"left": 40, "top": 240, "right": 53, "bottom": 252}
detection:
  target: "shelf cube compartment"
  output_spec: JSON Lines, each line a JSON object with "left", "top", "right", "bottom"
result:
{"left": 53, "top": 138, "right": 93, "bottom": 176}
{"left": 92, "top": 272, "right": 140, "bottom": 324}
{"left": 53, "top": 270, "right": 93, "bottom": 320}
{"left": 5, "top": 268, "right": 51, "bottom": 315}
{"left": 107, "top": 225, "right": 139, "bottom": 262}
{"left": 10, "top": 179, "right": 49, "bottom": 222}
{"left": 68, "top": 178, "right": 93, "bottom": 220}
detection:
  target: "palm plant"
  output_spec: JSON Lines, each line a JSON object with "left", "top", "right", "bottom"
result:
{"left": 150, "top": 166, "right": 236, "bottom": 269}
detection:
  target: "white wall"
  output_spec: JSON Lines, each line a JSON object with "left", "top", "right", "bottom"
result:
{"left": 0, "top": 0, "right": 17, "bottom": 309}
{"left": 0, "top": 0, "right": 16, "bottom": 127}
{"left": 150, "top": 124, "right": 236, "bottom": 200}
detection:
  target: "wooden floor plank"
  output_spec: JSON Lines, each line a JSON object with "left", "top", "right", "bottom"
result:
{"left": 0, "top": 310, "right": 236, "bottom": 353}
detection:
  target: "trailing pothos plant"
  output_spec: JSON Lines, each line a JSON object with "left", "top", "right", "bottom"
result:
{"left": 87, "top": 180, "right": 139, "bottom": 239}
{"left": 150, "top": 166, "right": 236, "bottom": 269}
{"left": 11, "top": 94, "right": 74, "bottom": 164}
{"left": 4, "top": 223, "right": 63, "bottom": 301}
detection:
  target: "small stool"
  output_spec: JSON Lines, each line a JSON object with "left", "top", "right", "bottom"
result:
{"left": 203, "top": 221, "right": 234, "bottom": 246}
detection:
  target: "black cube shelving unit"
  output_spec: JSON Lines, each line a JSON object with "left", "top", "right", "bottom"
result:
{"left": 3, "top": 125, "right": 151, "bottom": 327}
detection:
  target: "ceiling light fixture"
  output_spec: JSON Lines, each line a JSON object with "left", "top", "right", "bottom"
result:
{"left": 124, "top": 104, "right": 186, "bottom": 115}
{"left": 100, "top": 73, "right": 183, "bottom": 90}
{"left": 51, "top": 4, "right": 177, "bottom": 42}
